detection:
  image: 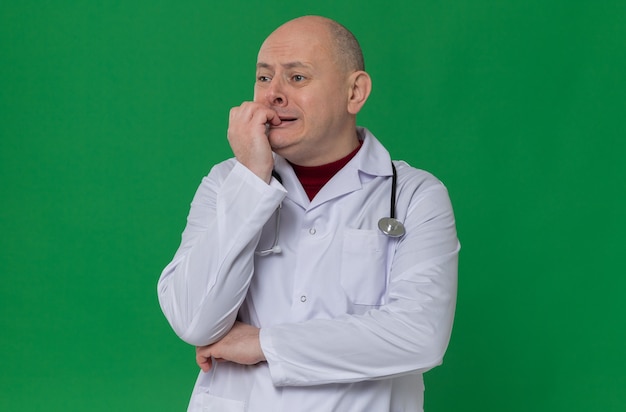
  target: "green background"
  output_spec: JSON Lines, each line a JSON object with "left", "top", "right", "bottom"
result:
{"left": 2, "top": 1, "right": 625, "bottom": 410}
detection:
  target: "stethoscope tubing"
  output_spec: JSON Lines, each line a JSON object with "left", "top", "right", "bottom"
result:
{"left": 256, "top": 162, "right": 405, "bottom": 256}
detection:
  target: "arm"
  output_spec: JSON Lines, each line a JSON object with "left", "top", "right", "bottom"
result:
{"left": 260, "top": 182, "right": 459, "bottom": 386}
{"left": 157, "top": 102, "right": 285, "bottom": 346}
{"left": 157, "top": 162, "right": 285, "bottom": 346}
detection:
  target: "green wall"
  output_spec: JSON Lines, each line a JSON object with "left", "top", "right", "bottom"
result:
{"left": 2, "top": 1, "right": 625, "bottom": 410}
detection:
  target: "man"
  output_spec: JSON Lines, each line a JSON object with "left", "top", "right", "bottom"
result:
{"left": 158, "top": 15, "right": 459, "bottom": 412}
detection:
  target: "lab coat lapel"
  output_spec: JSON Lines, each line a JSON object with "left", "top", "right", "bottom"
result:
{"left": 308, "top": 164, "right": 362, "bottom": 209}
{"left": 272, "top": 127, "right": 393, "bottom": 210}
{"left": 273, "top": 156, "right": 310, "bottom": 209}
{"left": 310, "top": 128, "right": 393, "bottom": 209}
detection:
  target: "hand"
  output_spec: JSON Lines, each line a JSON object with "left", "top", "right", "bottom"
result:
{"left": 227, "top": 102, "right": 281, "bottom": 183}
{"left": 196, "top": 321, "right": 266, "bottom": 373}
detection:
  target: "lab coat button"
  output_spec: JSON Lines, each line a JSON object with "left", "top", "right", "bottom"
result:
{"left": 300, "top": 295, "right": 307, "bottom": 302}
{"left": 309, "top": 228, "right": 316, "bottom": 235}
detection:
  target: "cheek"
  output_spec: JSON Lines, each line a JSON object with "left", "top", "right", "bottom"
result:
{"left": 308, "top": 99, "right": 340, "bottom": 126}
{"left": 308, "top": 88, "right": 346, "bottom": 116}
{"left": 298, "top": 96, "right": 326, "bottom": 120}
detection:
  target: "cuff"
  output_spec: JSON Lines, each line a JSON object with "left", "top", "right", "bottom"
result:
{"left": 259, "top": 327, "right": 286, "bottom": 385}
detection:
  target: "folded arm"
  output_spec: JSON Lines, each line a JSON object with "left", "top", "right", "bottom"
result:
{"left": 157, "top": 161, "right": 285, "bottom": 346}
{"left": 260, "top": 183, "right": 459, "bottom": 386}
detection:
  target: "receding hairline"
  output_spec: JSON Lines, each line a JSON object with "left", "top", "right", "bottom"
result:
{"left": 322, "top": 18, "right": 365, "bottom": 72}
{"left": 262, "top": 16, "right": 365, "bottom": 73}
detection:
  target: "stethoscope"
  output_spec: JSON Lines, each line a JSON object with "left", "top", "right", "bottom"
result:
{"left": 256, "top": 163, "right": 405, "bottom": 256}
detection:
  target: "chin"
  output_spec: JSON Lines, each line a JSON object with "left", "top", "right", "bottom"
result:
{"left": 270, "top": 142, "right": 299, "bottom": 162}
{"left": 268, "top": 131, "right": 298, "bottom": 151}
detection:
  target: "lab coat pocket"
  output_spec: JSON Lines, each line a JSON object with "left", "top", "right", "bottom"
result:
{"left": 340, "top": 229, "right": 388, "bottom": 305}
{"left": 199, "top": 393, "right": 246, "bottom": 412}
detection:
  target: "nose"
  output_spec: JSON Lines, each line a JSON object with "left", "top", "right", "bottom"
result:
{"left": 265, "top": 79, "right": 287, "bottom": 107}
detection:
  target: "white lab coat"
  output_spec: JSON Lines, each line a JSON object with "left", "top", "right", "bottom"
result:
{"left": 158, "top": 128, "right": 459, "bottom": 412}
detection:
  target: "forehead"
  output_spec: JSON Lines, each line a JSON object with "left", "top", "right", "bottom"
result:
{"left": 257, "top": 24, "right": 336, "bottom": 68}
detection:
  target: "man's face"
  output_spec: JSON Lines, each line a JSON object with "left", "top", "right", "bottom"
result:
{"left": 253, "top": 21, "right": 354, "bottom": 166}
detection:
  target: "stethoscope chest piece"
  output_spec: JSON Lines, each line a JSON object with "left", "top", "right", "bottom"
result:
{"left": 378, "top": 217, "right": 406, "bottom": 238}
{"left": 377, "top": 163, "right": 405, "bottom": 238}
{"left": 258, "top": 162, "right": 406, "bottom": 255}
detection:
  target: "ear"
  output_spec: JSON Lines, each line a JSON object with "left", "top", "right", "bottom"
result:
{"left": 346, "top": 71, "right": 372, "bottom": 115}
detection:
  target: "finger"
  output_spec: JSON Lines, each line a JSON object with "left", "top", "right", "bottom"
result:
{"left": 236, "top": 102, "right": 279, "bottom": 127}
{"left": 197, "top": 356, "right": 213, "bottom": 373}
{"left": 264, "top": 108, "right": 281, "bottom": 126}
{"left": 196, "top": 348, "right": 213, "bottom": 372}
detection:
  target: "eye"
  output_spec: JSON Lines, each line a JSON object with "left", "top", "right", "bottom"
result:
{"left": 292, "top": 74, "right": 305, "bottom": 82}
{"left": 257, "top": 75, "right": 271, "bottom": 83}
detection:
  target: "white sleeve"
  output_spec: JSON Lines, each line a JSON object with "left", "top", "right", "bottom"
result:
{"left": 157, "top": 161, "right": 286, "bottom": 346}
{"left": 260, "top": 182, "right": 459, "bottom": 386}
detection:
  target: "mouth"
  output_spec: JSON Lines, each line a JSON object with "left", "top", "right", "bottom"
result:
{"left": 278, "top": 116, "right": 297, "bottom": 123}
{"left": 271, "top": 116, "right": 298, "bottom": 128}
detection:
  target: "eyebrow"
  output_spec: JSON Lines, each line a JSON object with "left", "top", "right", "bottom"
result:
{"left": 256, "top": 61, "right": 313, "bottom": 70}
